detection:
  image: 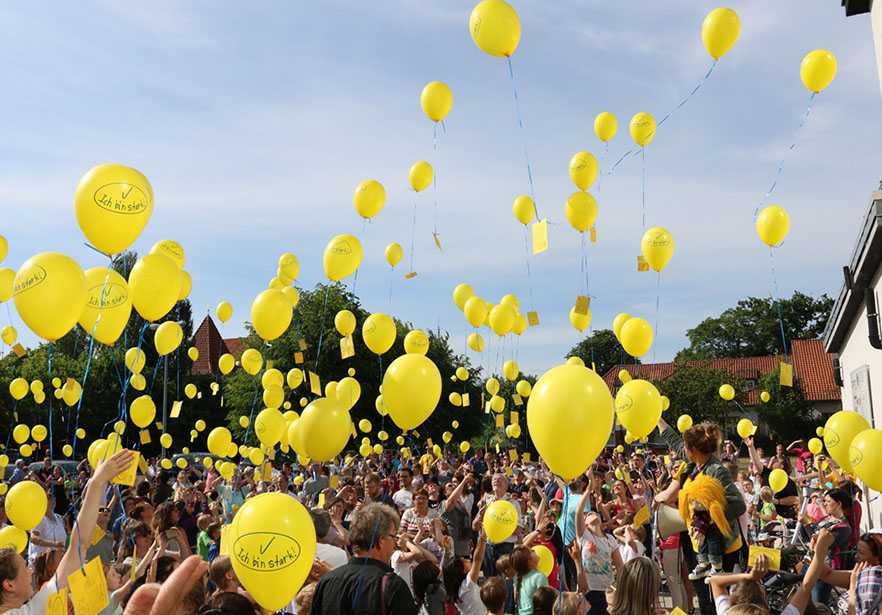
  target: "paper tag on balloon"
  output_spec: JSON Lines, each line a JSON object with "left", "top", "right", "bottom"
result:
{"left": 340, "top": 335, "right": 355, "bottom": 359}
{"left": 12, "top": 412, "right": 17, "bottom": 422}
{"left": 527, "top": 311, "right": 539, "bottom": 326}
{"left": 495, "top": 443, "right": 500, "bottom": 454}
{"left": 68, "top": 557, "right": 110, "bottom": 615}
{"left": 47, "top": 588, "right": 68, "bottom": 615}
{"left": 663, "top": 455, "right": 671, "bottom": 467}
{"left": 112, "top": 451, "right": 139, "bottom": 486}
{"left": 532, "top": 219, "right": 548, "bottom": 254}
{"left": 299, "top": 339, "right": 307, "bottom": 351}
{"left": 632, "top": 504, "right": 650, "bottom": 529}
{"left": 294, "top": 352, "right": 304, "bottom": 364}
{"left": 330, "top": 475, "right": 339, "bottom": 488}
{"left": 779, "top": 362, "right": 793, "bottom": 387}
{"left": 637, "top": 255, "right": 650, "bottom": 272}
{"left": 510, "top": 411, "right": 519, "bottom": 425}
{"left": 590, "top": 227, "right": 597, "bottom": 243}
{"left": 309, "top": 371, "right": 321, "bottom": 395}
{"left": 90, "top": 527, "right": 106, "bottom": 546}
{"left": 574, "top": 295, "right": 590, "bottom": 315}
{"left": 350, "top": 423, "right": 357, "bottom": 438}
{"left": 138, "top": 455, "right": 149, "bottom": 475}
{"left": 220, "top": 525, "right": 231, "bottom": 555}
{"left": 406, "top": 271, "right": 418, "bottom": 279}
{"left": 266, "top": 361, "right": 273, "bottom": 369}
{"left": 523, "top": 453, "right": 530, "bottom": 463}
{"left": 140, "top": 430, "right": 151, "bottom": 445}
{"left": 317, "top": 493, "right": 325, "bottom": 508}
{"left": 508, "top": 449, "right": 518, "bottom": 461}
{"left": 505, "top": 467, "right": 513, "bottom": 476}
{"left": 748, "top": 546, "right": 781, "bottom": 571}
{"left": 495, "top": 414, "right": 504, "bottom": 428}
{"left": 154, "top": 422, "right": 163, "bottom": 430}
{"left": 513, "top": 394, "right": 523, "bottom": 406}
{"left": 433, "top": 233, "right": 443, "bottom": 251}
{"left": 413, "top": 430, "right": 420, "bottom": 438}
{"left": 170, "top": 401, "right": 182, "bottom": 418}
{"left": 197, "top": 392, "right": 202, "bottom": 399}
{"left": 12, "top": 343, "right": 26, "bottom": 358}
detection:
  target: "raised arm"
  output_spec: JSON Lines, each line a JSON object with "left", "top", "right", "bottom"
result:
{"left": 711, "top": 555, "right": 767, "bottom": 600}
{"left": 744, "top": 437, "right": 764, "bottom": 475}
{"left": 575, "top": 489, "right": 591, "bottom": 538}
{"left": 469, "top": 531, "right": 487, "bottom": 583}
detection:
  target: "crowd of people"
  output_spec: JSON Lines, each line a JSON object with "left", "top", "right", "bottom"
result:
{"left": 0, "top": 416, "right": 880, "bottom": 615}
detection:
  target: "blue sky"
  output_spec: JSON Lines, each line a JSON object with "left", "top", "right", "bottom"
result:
{"left": 0, "top": 1, "right": 880, "bottom": 378}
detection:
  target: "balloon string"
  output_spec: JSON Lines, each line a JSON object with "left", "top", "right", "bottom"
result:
{"left": 753, "top": 92, "right": 816, "bottom": 221}
{"left": 409, "top": 199, "right": 418, "bottom": 274}
{"left": 351, "top": 219, "right": 368, "bottom": 295}
{"left": 654, "top": 272, "right": 661, "bottom": 364}
{"left": 432, "top": 122, "right": 439, "bottom": 236}
{"left": 388, "top": 266, "right": 394, "bottom": 310}
{"left": 507, "top": 55, "right": 539, "bottom": 220}
{"left": 597, "top": 141, "right": 608, "bottom": 194}
{"left": 523, "top": 227, "right": 535, "bottom": 311}
{"left": 312, "top": 286, "right": 332, "bottom": 385}
{"left": 641, "top": 147, "right": 646, "bottom": 231}
{"left": 769, "top": 246, "right": 790, "bottom": 360}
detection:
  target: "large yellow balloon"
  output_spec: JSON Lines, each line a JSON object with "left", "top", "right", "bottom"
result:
{"left": 299, "top": 398, "right": 351, "bottom": 461}
{"left": 527, "top": 364, "right": 614, "bottom": 480}
{"left": 241, "top": 348, "right": 263, "bottom": 376}
{"left": 255, "top": 408, "right": 285, "bottom": 448}
{"left": 756, "top": 206, "right": 790, "bottom": 247}
{"left": 251, "top": 289, "right": 292, "bottom": 341}
{"left": 800, "top": 50, "right": 837, "bottom": 93}
{"left": 701, "top": 8, "right": 740, "bottom": 59}
{"left": 629, "top": 112, "right": 656, "bottom": 147}
{"left": 569, "top": 152, "right": 599, "bottom": 191}
{"left": 533, "top": 545, "right": 553, "bottom": 577}
{"left": 0, "top": 525, "right": 27, "bottom": 552}
{"left": 263, "top": 384, "right": 284, "bottom": 409}
{"left": 569, "top": 307, "right": 591, "bottom": 332}
{"left": 612, "top": 313, "right": 631, "bottom": 339}
{"left": 565, "top": 192, "right": 598, "bottom": 233}
{"left": 0, "top": 236, "right": 6, "bottom": 264}
{"left": 154, "top": 321, "right": 183, "bottom": 356}
{"left": 483, "top": 499, "right": 518, "bottom": 543}
{"left": 363, "top": 313, "right": 396, "bottom": 355}
{"left": 469, "top": 0, "right": 521, "bottom": 57}
{"left": 219, "top": 353, "right": 235, "bottom": 375}
{"left": 620, "top": 317, "right": 653, "bottom": 357}
{"left": 824, "top": 410, "right": 870, "bottom": 473}
{"left": 615, "top": 379, "right": 662, "bottom": 439}
{"left": 217, "top": 301, "right": 233, "bottom": 323}
{"left": 130, "top": 395, "right": 156, "bottom": 428}
{"left": 74, "top": 164, "right": 153, "bottom": 255}
{"left": 0, "top": 268, "right": 14, "bottom": 302}
{"left": 736, "top": 418, "right": 755, "bottom": 439}
{"left": 594, "top": 112, "right": 618, "bottom": 142}
{"left": 512, "top": 196, "right": 534, "bottom": 226}
{"left": 467, "top": 332, "right": 484, "bottom": 352}
{"left": 383, "top": 354, "right": 442, "bottom": 430}
{"left": 768, "top": 468, "right": 789, "bottom": 493}
{"left": 336, "top": 377, "right": 361, "bottom": 410}
{"left": 149, "top": 239, "right": 185, "bottom": 269}
{"left": 178, "top": 270, "right": 192, "bottom": 301}
{"left": 6, "top": 481, "right": 47, "bottom": 531}
{"left": 12, "top": 424, "right": 29, "bottom": 444}
{"left": 641, "top": 227, "right": 675, "bottom": 272}
{"left": 353, "top": 180, "right": 386, "bottom": 219}
{"left": 334, "top": 310, "right": 356, "bottom": 337}
{"left": 385, "top": 243, "right": 403, "bottom": 268}
{"left": 13, "top": 252, "right": 86, "bottom": 341}
{"left": 453, "top": 283, "right": 475, "bottom": 311}
{"left": 404, "top": 329, "right": 429, "bottom": 355}
{"left": 207, "top": 427, "right": 233, "bottom": 457}
{"left": 420, "top": 82, "right": 453, "bottom": 122}
{"left": 409, "top": 161, "right": 434, "bottom": 192}
{"left": 279, "top": 253, "right": 300, "bottom": 281}
{"left": 849, "top": 429, "right": 882, "bottom": 491}
{"left": 129, "top": 253, "right": 181, "bottom": 322}
{"left": 78, "top": 267, "right": 132, "bottom": 345}
{"left": 513, "top": 313, "right": 527, "bottom": 335}
{"left": 464, "top": 296, "right": 489, "bottom": 328}
{"left": 229, "top": 492, "right": 316, "bottom": 611}
{"left": 323, "top": 234, "right": 363, "bottom": 281}
{"left": 489, "top": 304, "right": 515, "bottom": 336}
{"left": 0, "top": 325, "right": 16, "bottom": 345}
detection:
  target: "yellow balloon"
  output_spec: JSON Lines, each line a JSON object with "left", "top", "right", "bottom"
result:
{"left": 736, "top": 418, "right": 755, "bottom": 439}
{"left": 76, "top": 428, "right": 86, "bottom": 439}
{"left": 620, "top": 317, "right": 653, "bottom": 357}
{"left": 29, "top": 380, "right": 43, "bottom": 394}
{"left": 358, "top": 419, "right": 372, "bottom": 433}
{"left": 848, "top": 429, "right": 882, "bottom": 491}
{"left": 516, "top": 380, "right": 531, "bottom": 397}
{"left": 62, "top": 444, "right": 73, "bottom": 457}
{"left": 125, "top": 347, "right": 146, "bottom": 374}
{"left": 299, "top": 398, "right": 351, "bottom": 461}
{"left": 130, "top": 395, "right": 156, "bottom": 428}
{"left": 149, "top": 239, "right": 185, "bottom": 269}
{"left": 219, "top": 353, "right": 235, "bottom": 375}
{"left": 719, "top": 384, "right": 735, "bottom": 401}
{"left": 255, "top": 408, "right": 285, "bottom": 448}
{"left": 489, "top": 304, "right": 515, "bottom": 336}
{"left": 74, "top": 164, "right": 153, "bottom": 255}
{"left": 816, "top": 426, "right": 824, "bottom": 437}
{"left": 533, "top": 545, "right": 553, "bottom": 577}
{"left": 404, "top": 329, "right": 429, "bottom": 355}
{"left": 12, "top": 425, "right": 29, "bottom": 444}
{"left": 160, "top": 433, "right": 173, "bottom": 449}
{"left": 241, "top": 348, "right": 263, "bottom": 376}
{"left": 768, "top": 468, "right": 789, "bottom": 493}
{"left": 78, "top": 267, "right": 132, "bottom": 345}
{"left": 19, "top": 445, "right": 32, "bottom": 458}
{"left": 469, "top": 0, "right": 521, "bottom": 57}
{"left": 359, "top": 442, "right": 372, "bottom": 457}
{"left": 800, "top": 49, "right": 837, "bottom": 93}
{"left": 569, "top": 306, "right": 591, "bottom": 332}
{"left": 363, "top": 313, "right": 396, "bottom": 355}
{"left": 677, "top": 414, "right": 693, "bottom": 433}
{"left": 260, "top": 369, "right": 282, "bottom": 389}
{"left": 378, "top": 430, "right": 388, "bottom": 442}
{"left": 263, "top": 384, "right": 284, "bottom": 409}
{"left": 613, "top": 313, "right": 631, "bottom": 339}
{"left": 641, "top": 227, "right": 675, "bottom": 272}
{"left": 282, "top": 286, "right": 299, "bottom": 308}
{"left": 9, "top": 379, "right": 28, "bottom": 401}
{"left": 807, "top": 437, "right": 823, "bottom": 455}
{"left": 6, "top": 481, "right": 47, "bottom": 531}
{"left": 565, "top": 192, "right": 598, "bottom": 233}
{"left": 486, "top": 377, "right": 500, "bottom": 396}
{"left": 207, "top": 427, "right": 232, "bottom": 456}
{"left": 629, "top": 112, "right": 656, "bottom": 147}
{"left": 154, "top": 321, "right": 183, "bottom": 356}
{"left": 382, "top": 354, "right": 442, "bottom": 430}
{"left": 567, "top": 356, "right": 585, "bottom": 367}
{"left": 463, "top": 296, "right": 488, "bottom": 328}
{"left": 618, "top": 369, "right": 631, "bottom": 384}
{"left": 217, "top": 301, "right": 233, "bottom": 323}
{"left": 701, "top": 8, "right": 740, "bottom": 59}
{"left": 251, "top": 289, "right": 292, "bottom": 342}
{"left": 483, "top": 499, "right": 518, "bottom": 542}
{"left": 385, "top": 243, "right": 403, "bottom": 268}
{"left": 615, "top": 379, "right": 662, "bottom": 439}
{"left": 287, "top": 368, "right": 304, "bottom": 389}
{"left": 33, "top": 390, "right": 45, "bottom": 405}
{"left": 456, "top": 367, "right": 470, "bottom": 381}
{"left": 409, "top": 161, "right": 434, "bottom": 192}
{"left": 178, "top": 270, "right": 192, "bottom": 301}
{"left": 512, "top": 196, "right": 534, "bottom": 225}
{"left": 453, "top": 284, "right": 475, "bottom": 311}
{"left": 569, "top": 152, "right": 599, "bottom": 191}
{"left": 239, "top": 416, "right": 250, "bottom": 428}
{"left": 323, "top": 234, "right": 363, "bottom": 281}
{"left": 279, "top": 253, "right": 300, "bottom": 281}
{"left": 129, "top": 254, "right": 181, "bottom": 322}
{"left": 187, "top": 347, "right": 198, "bottom": 361}
{"left": 594, "top": 112, "right": 618, "bottom": 142}
{"left": 500, "top": 294, "right": 519, "bottom": 312}
{"left": 336, "top": 377, "right": 362, "bottom": 410}
{"left": 13, "top": 252, "right": 86, "bottom": 341}
{"left": 334, "top": 310, "right": 356, "bottom": 337}
{"left": 756, "top": 206, "right": 790, "bottom": 247}
{"left": 420, "top": 82, "right": 453, "bottom": 122}
{"left": 0, "top": 236, "right": 5, "bottom": 263}
{"left": 61, "top": 379, "right": 82, "bottom": 407}
{"left": 449, "top": 392, "right": 462, "bottom": 407}
{"left": 460, "top": 441, "right": 470, "bottom": 453}
{"left": 31, "top": 425, "right": 47, "bottom": 442}
{"left": 442, "top": 431, "right": 452, "bottom": 443}
{"left": 513, "top": 313, "right": 527, "bottom": 336}
{"left": 824, "top": 410, "right": 870, "bottom": 473}
{"left": 527, "top": 364, "right": 614, "bottom": 479}
{"left": 503, "top": 360, "right": 519, "bottom": 382}
{"left": 160, "top": 458, "right": 172, "bottom": 470}
{"left": 1, "top": 325, "right": 16, "bottom": 345}
{"left": 0, "top": 268, "right": 15, "bottom": 306}
{"left": 467, "top": 332, "right": 484, "bottom": 352}
{"left": 353, "top": 180, "right": 386, "bottom": 219}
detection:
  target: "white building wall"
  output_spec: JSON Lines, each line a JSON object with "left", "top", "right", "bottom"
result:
{"left": 873, "top": 2, "right": 882, "bottom": 97}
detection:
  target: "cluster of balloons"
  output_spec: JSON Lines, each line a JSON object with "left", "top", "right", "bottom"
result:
{"left": 822, "top": 410, "right": 882, "bottom": 491}
{"left": 612, "top": 312, "right": 653, "bottom": 357}
{"left": 250, "top": 253, "right": 301, "bottom": 342}
{"left": 454, "top": 285, "right": 528, "bottom": 343}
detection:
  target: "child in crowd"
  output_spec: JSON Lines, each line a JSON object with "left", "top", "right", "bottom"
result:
{"left": 480, "top": 576, "right": 507, "bottom": 615}
{"left": 755, "top": 486, "right": 777, "bottom": 528}
{"left": 496, "top": 554, "right": 516, "bottom": 615}
{"left": 196, "top": 514, "right": 213, "bottom": 560}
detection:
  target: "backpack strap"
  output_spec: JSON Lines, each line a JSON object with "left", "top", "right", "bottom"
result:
{"left": 381, "top": 571, "right": 390, "bottom": 615}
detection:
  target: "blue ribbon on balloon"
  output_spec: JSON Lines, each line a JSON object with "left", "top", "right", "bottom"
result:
{"left": 508, "top": 56, "right": 539, "bottom": 221}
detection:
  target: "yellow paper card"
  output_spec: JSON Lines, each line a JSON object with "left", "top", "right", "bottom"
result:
{"left": 220, "top": 525, "right": 231, "bottom": 555}
{"left": 413, "top": 430, "right": 420, "bottom": 438}
{"left": 748, "top": 546, "right": 781, "bottom": 571}
{"left": 294, "top": 351, "right": 304, "bottom": 364}
{"left": 670, "top": 608, "right": 687, "bottom": 615}
{"left": 574, "top": 295, "right": 590, "bottom": 315}
{"left": 485, "top": 402, "right": 491, "bottom": 414}
{"left": 508, "top": 449, "right": 518, "bottom": 461}
{"left": 317, "top": 493, "right": 326, "bottom": 508}
{"left": 197, "top": 391, "right": 202, "bottom": 399}
{"left": 330, "top": 475, "right": 339, "bottom": 488}
{"left": 266, "top": 360, "right": 273, "bottom": 370}
{"left": 12, "top": 343, "right": 26, "bottom": 358}
{"left": 433, "top": 233, "right": 443, "bottom": 251}
{"left": 47, "top": 588, "right": 68, "bottom": 615}
{"left": 663, "top": 455, "right": 671, "bottom": 467}
{"left": 170, "top": 400, "right": 182, "bottom": 418}
{"left": 523, "top": 453, "right": 530, "bottom": 463}
{"left": 780, "top": 362, "right": 793, "bottom": 387}
{"left": 309, "top": 371, "right": 321, "bottom": 395}
{"left": 632, "top": 504, "right": 650, "bottom": 528}
{"left": 427, "top": 438, "right": 434, "bottom": 448}
{"left": 406, "top": 271, "right": 418, "bottom": 279}
{"left": 111, "top": 451, "right": 140, "bottom": 486}
{"left": 461, "top": 393, "right": 469, "bottom": 406}
{"left": 495, "top": 414, "right": 504, "bottom": 428}
{"left": 505, "top": 467, "right": 513, "bottom": 477}
{"left": 495, "top": 443, "right": 500, "bottom": 454}
{"left": 299, "top": 339, "right": 307, "bottom": 351}
{"left": 513, "top": 394, "right": 523, "bottom": 406}
{"left": 140, "top": 430, "right": 151, "bottom": 445}
{"left": 527, "top": 311, "right": 539, "bottom": 326}
{"left": 69, "top": 557, "right": 109, "bottom": 615}
{"left": 340, "top": 335, "right": 355, "bottom": 359}
{"left": 590, "top": 227, "right": 597, "bottom": 243}
{"left": 154, "top": 422, "right": 163, "bottom": 430}
{"left": 137, "top": 455, "right": 149, "bottom": 475}
{"left": 532, "top": 219, "right": 548, "bottom": 254}
{"left": 350, "top": 423, "right": 357, "bottom": 438}
{"left": 510, "top": 411, "right": 519, "bottom": 425}
{"left": 90, "top": 527, "right": 106, "bottom": 546}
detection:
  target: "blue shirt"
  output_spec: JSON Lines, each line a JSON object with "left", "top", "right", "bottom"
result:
{"left": 562, "top": 491, "right": 589, "bottom": 545}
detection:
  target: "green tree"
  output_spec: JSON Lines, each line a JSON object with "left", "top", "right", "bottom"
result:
{"left": 675, "top": 292, "right": 833, "bottom": 361}
{"left": 567, "top": 329, "right": 635, "bottom": 377}
{"left": 755, "top": 366, "right": 814, "bottom": 445}
{"left": 653, "top": 363, "right": 745, "bottom": 438}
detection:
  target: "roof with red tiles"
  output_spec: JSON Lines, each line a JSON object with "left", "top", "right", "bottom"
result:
{"left": 790, "top": 339, "right": 841, "bottom": 401}
{"left": 223, "top": 337, "right": 246, "bottom": 358}
{"left": 190, "top": 316, "right": 228, "bottom": 375}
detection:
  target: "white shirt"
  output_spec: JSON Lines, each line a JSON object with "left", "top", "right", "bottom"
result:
{"left": 315, "top": 542, "right": 348, "bottom": 569}
{"left": 29, "top": 513, "right": 66, "bottom": 563}
{"left": 7, "top": 578, "right": 58, "bottom": 615}
{"left": 393, "top": 488, "right": 414, "bottom": 510}
{"left": 617, "top": 538, "right": 646, "bottom": 563}
{"left": 390, "top": 550, "right": 416, "bottom": 593}
{"left": 579, "top": 531, "right": 618, "bottom": 591}
{"left": 457, "top": 575, "right": 484, "bottom": 615}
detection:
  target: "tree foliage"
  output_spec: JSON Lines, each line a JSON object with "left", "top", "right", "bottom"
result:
{"left": 755, "top": 366, "right": 814, "bottom": 445}
{"left": 566, "top": 329, "right": 636, "bottom": 377}
{"left": 652, "top": 362, "right": 745, "bottom": 439}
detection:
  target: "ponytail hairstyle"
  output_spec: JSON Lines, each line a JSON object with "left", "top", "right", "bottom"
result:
{"left": 512, "top": 545, "right": 534, "bottom": 605}
{"left": 683, "top": 423, "right": 722, "bottom": 456}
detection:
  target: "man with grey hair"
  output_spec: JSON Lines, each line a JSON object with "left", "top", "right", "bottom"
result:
{"left": 311, "top": 503, "right": 417, "bottom": 614}
{"left": 310, "top": 508, "right": 348, "bottom": 569}
{"left": 474, "top": 471, "right": 522, "bottom": 578}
